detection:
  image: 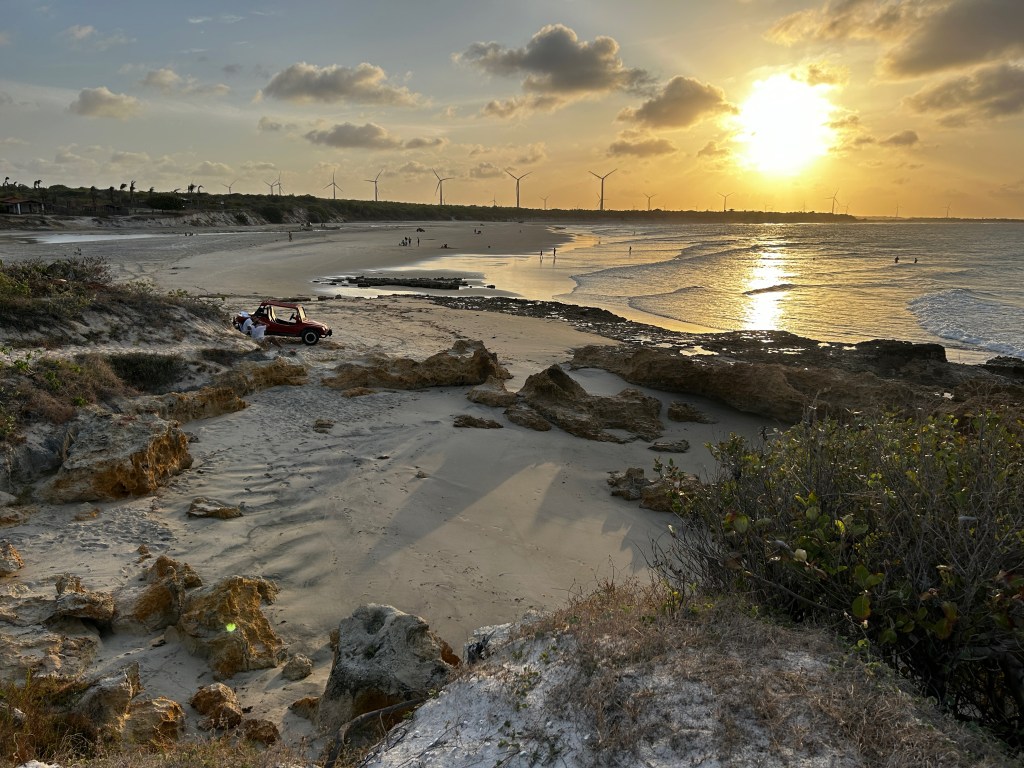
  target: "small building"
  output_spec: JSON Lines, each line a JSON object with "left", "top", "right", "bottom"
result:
{"left": 1, "top": 197, "right": 45, "bottom": 215}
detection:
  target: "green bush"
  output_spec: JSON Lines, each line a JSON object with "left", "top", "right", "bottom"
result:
{"left": 106, "top": 352, "right": 185, "bottom": 393}
{"left": 654, "top": 409, "right": 1024, "bottom": 744}
{"left": 255, "top": 204, "right": 285, "bottom": 224}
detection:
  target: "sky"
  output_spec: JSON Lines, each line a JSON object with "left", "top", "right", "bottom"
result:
{"left": 2, "top": 0, "right": 1023, "bottom": 218}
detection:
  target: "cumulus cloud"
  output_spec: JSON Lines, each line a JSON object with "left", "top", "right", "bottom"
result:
{"left": 882, "top": 0, "right": 1024, "bottom": 77}
{"left": 68, "top": 87, "right": 141, "bottom": 119}
{"left": 142, "top": 68, "right": 230, "bottom": 96}
{"left": 793, "top": 62, "right": 849, "bottom": 86}
{"left": 515, "top": 142, "right": 547, "bottom": 165}
{"left": 261, "top": 62, "right": 420, "bottom": 106}
{"left": 63, "top": 24, "right": 130, "bottom": 50}
{"left": 404, "top": 136, "right": 448, "bottom": 150}
{"left": 880, "top": 129, "right": 920, "bottom": 147}
{"left": 767, "top": 0, "right": 921, "bottom": 46}
{"left": 470, "top": 162, "right": 504, "bottom": 179}
{"left": 110, "top": 150, "right": 151, "bottom": 165}
{"left": 608, "top": 133, "right": 677, "bottom": 157}
{"left": 65, "top": 24, "right": 95, "bottom": 41}
{"left": 305, "top": 122, "right": 403, "bottom": 150}
{"left": 459, "top": 24, "right": 653, "bottom": 116}
{"left": 397, "top": 161, "right": 431, "bottom": 176}
{"left": 618, "top": 76, "right": 734, "bottom": 128}
{"left": 904, "top": 62, "right": 1024, "bottom": 122}
{"left": 194, "top": 161, "right": 233, "bottom": 176}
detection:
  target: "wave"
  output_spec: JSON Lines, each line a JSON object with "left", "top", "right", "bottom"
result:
{"left": 910, "top": 289, "right": 1024, "bottom": 359}
{"left": 743, "top": 283, "right": 797, "bottom": 296}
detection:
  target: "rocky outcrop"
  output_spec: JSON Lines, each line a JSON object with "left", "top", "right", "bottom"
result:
{"left": 667, "top": 401, "right": 714, "bottom": 423}
{"left": 176, "top": 576, "right": 285, "bottom": 680}
{"left": 607, "top": 467, "right": 701, "bottom": 512}
{"left": 113, "top": 555, "right": 202, "bottom": 635}
{"left": 282, "top": 652, "right": 314, "bottom": 681}
{"left": 467, "top": 376, "right": 518, "bottom": 408}
{"left": 190, "top": 682, "right": 243, "bottom": 730}
{"left": 123, "top": 696, "right": 186, "bottom": 746}
{"left": 0, "top": 624, "right": 100, "bottom": 681}
{"left": 0, "top": 540, "right": 23, "bottom": 577}
{"left": 318, "top": 604, "right": 459, "bottom": 735}
{"left": 72, "top": 663, "right": 143, "bottom": 741}
{"left": 43, "top": 409, "right": 193, "bottom": 503}
{"left": 504, "top": 404, "right": 552, "bottom": 431}
{"left": 215, "top": 358, "right": 309, "bottom": 395}
{"left": 453, "top": 414, "right": 503, "bottom": 429}
{"left": 518, "top": 365, "right": 663, "bottom": 442}
{"left": 187, "top": 496, "right": 243, "bottom": 519}
{"left": 54, "top": 573, "right": 115, "bottom": 625}
{"left": 151, "top": 386, "right": 248, "bottom": 423}
{"left": 323, "top": 340, "right": 509, "bottom": 391}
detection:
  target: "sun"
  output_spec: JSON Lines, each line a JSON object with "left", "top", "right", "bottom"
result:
{"left": 736, "top": 74, "right": 837, "bottom": 176}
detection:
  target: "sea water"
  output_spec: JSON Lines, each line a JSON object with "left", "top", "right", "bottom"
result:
{"left": 396, "top": 221, "right": 1024, "bottom": 364}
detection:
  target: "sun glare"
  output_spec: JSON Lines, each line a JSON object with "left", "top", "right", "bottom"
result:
{"left": 736, "top": 74, "right": 836, "bottom": 176}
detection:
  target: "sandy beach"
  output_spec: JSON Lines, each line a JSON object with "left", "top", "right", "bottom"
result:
{"left": 0, "top": 220, "right": 772, "bottom": 749}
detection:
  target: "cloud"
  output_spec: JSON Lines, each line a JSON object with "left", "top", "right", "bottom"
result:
{"left": 194, "top": 161, "right": 233, "bottom": 176}
{"left": 110, "top": 150, "right": 151, "bottom": 165}
{"left": 767, "top": 0, "right": 920, "bottom": 46}
{"left": 479, "top": 94, "right": 565, "bottom": 118}
{"left": 65, "top": 24, "right": 95, "bottom": 41}
{"left": 68, "top": 87, "right": 141, "bottom": 119}
{"left": 240, "top": 160, "right": 277, "bottom": 173}
{"left": 882, "top": 0, "right": 1024, "bottom": 77}
{"left": 880, "top": 129, "right": 920, "bottom": 147}
{"left": 305, "top": 122, "right": 403, "bottom": 150}
{"left": 141, "top": 68, "right": 230, "bottom": 97}
{"left": 62, "top": 24, "right": 131, "bottom": 50}
{"left": 403, "top": 136, "right": 448, "bottom": 150}
{"left": 469, "top": 162, "right": 504, "bottom": 179}
{"left": 261, "top": 62, "right": 420, "bottom": 106}
{"left": 904, "top": 62, "right": 1024, "bottom": 122}
{"left": 793, "top": 62, "right": 848, "bottom": 86}
{"left": 697, "top": 141, "right": 730, "bottom": 158}
{"left": 0, "top": 31, "right": 9, "bottom": 46}
{"left": 397, "top": 161, "right": 431, "bottom": 176}
{"left": 258, "top": 116, "right": 291, "bottom": 132}
{"left": 618, "top": 76, "right": 734, "bottom": 128}
{"left": 0, "top": 90, "right": 12, "bottom": 105}
{"left": 608, "top": 133, "right": 677, "bottom": 157}
{"left": 457, "top": 23, "right": 653, "bottom": 106}
{"left": 515, "top": 142, "right": 547, "bottom": 164}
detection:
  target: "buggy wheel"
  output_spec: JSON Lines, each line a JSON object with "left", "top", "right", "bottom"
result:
{"left": 301, "top": 329, "right": 319, "bottom": 345}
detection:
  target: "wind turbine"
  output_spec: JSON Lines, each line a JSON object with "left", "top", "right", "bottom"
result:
{"left": 365, "top": 170, "right": 382, "bottom": 202}
{"left": 274, "top": 174, "right": 283, "bottom": 196}
{"left": 222, "top": 180, "right": 237, "bottom": 194}
{"left": 945, "top": 203, "right": 951, "bottom": 219}
{"left": 540, "top": 195, "right": 549, "bottom": 210}
{"left": 718, "top": 192, "right": 733, "bottom": 212}
{"left": 505, "top": 168, "right": 531, "bottom": 209}
{"left": 589, "top": 169, "right": 616, "bottom": 211}
{"left": 827, "top": 190, "right": 839, "bottom": 215}
{"left": 895, "top": 201, "right": 901, "bottom": 219}
{"left": 323, "top": 172, "right": 341, "bottom": 200}
{"left": 644, "top": 192, "right": 657, "bottom": 211}
{"left": 263, "top": 179, "right": 276, "bottom": 196}
{"left": 433, "top": 169, "right": 453, "bottom": 206}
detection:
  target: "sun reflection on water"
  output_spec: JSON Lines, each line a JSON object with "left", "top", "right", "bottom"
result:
{"left": 743, "top": 252, "right": 788, "bottom": 330}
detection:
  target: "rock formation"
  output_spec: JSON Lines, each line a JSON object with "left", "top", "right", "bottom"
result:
{"left": 324, "top": 340, "right": 509, "bottom": 391}
{"left": 318, "top": 604, "right": 459, "bottom": 735}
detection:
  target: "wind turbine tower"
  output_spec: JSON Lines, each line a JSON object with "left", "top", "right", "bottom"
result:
{"left": 433, "top": 169, "right": 453, "bottom": 206}
{"left": 505, "top": 168, "right": 531, "bottom": 209}
{"left": 644, "top": 192, "right": 656, "bottom": 211}
{"left": 365, "top": 170, "right": 382, "bottom": 202}
{"left": 828, "top": 190, "right": 840, "bottom": 215}
{"left": 323, "top": 172, "right": 341, "bottom": 200}
{"left": 222, "top": 180, "right": 237, "bottom": 194}
{"left": 589, "top": 169, "right": 616, "bottom": 211}
{"left": 540, "top": 195, "right": 549, "bottom": 210}
{"left": 718, "top": 192, "right": 732, "bottom": 212}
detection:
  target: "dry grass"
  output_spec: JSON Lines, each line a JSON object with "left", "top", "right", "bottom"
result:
{"left": 523, "top": 579, "right": 1015, "bottom": 768}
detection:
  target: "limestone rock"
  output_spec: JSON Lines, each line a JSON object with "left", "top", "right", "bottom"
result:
{"left": 607, "top": 468, "right": 649, "bottom": 501}
{"left": 504, "top": 403, "right": 552, "bottom": 431}
{"left": 0, "top": 491, "right": 15, "bottom": 507}
{"left": 0, "top": 624, "right": 99, "bottom": 682}
{"left": 519, "top": 365, "right": 663, "bottom": 442}
{"left": 215, "top": 358, "right": 309, "bottom": 395}
{"left": 190, "top": 682, "right": 243, "bottom": 730}
{"left": 54, "top": 574, "right": 114, "bottom": 624}
{"left": 239, "top": 717, "right": 280, "bottom": 745}
{"left": 289, "top": 696, "right": 319, "bottom": 720}
{"left": 113, "top": 555, "right": 202, "bottom": 634}
{"left": 72, "top": 662, "right": 143, "bottom": 741}
{"left": 123, "top": 696, "right": 186, "bottom": 746}
{"left": 177, "top": 576, "right": 284, "bottom": 680}
{"left": 282, "top": 653, "right": 314, "bottom": 681}
{"left": 648, "top": 439, "right": 690, "bottom": 453}
{"left": 324, "top": 340, "right": 509, "bottom": 391}
{"left": 0, "top": 540, "right": 24, "bottom": 577}
{"left": 467, "top": 376, "right": 518, "bottom": 408}
{"left": 44, "top": 409, "right": 193, "bottom": 503}
{"left": 453, "top": 414, "right": 503, "bottom": 429}
{"left": 187, "top": 496, "right": 243, "bottom": 520}
{"left": 318, "top": 604, "right": 458, "bottom": 734}
{"left": 667, "top": 401, "right": 715, "bottom": 423}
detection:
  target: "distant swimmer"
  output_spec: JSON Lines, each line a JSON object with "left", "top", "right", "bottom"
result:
{"left": 914, "top": 257, "right": 918, "bottom": 263}
{"left": 894, "top": 256, "right": 900, "bottom": 263}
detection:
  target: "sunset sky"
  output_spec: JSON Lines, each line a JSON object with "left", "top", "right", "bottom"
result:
{"left": 2, "top": 0, "right": 1022, "bottom": 218}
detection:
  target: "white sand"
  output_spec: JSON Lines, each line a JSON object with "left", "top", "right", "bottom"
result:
{"left": 0, "top": 221, "right": 773, "bottom": 748}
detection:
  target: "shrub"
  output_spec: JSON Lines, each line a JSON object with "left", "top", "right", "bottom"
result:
{"left": 255, "top": 204, "right": 285, "bottom": 224}
{"left": 653, "top": 408, "right": 1024, "bottom": 745}
{"left": 106, "top": 352, "right": 185, "bottom": 393}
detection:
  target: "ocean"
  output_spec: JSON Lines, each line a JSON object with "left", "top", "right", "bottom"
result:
{"left": 375, "top": 221, "right": 1024, "bottom": 365}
